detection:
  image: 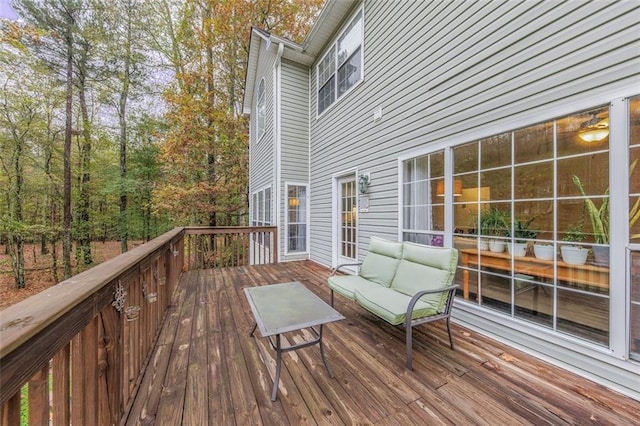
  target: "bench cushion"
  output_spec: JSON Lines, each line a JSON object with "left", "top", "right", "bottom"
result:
{"left": 390, "top": 243, "right": 458, "bottom": 312}
{"left": 358, "top": 237, "right": 403, "bottom": 287}
{"left": 328, "top": 274, "right": 383, "bottom": 301}
{"left": 354, "top": 287, "right": 440, "bottom": 325}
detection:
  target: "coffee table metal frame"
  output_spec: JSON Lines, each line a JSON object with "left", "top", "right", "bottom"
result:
{"left": 244, "top": 281, "right": 344, "bottom": 401}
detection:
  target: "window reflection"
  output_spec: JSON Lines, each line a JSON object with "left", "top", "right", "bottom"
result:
{"left": 452, "top": 106, "right": 610, "bottom": 346}
{"left": 631, "top": 251, "right": 640, "bottom": 360}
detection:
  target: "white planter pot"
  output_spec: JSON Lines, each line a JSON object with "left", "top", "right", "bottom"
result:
{"left": 478, "top": 239, "right": 489, "bottom": 251}
{"left": 489, "top": 239, "right": 505, "bottom": 253}
{"left": 592, "top": 245, "right": 609, "bottom": 267}
{"left": 560, "top": 245, "right": 589, "bottom": 265}
{"left": 533, "top": 244, "right": 554, "bottom": 261}
{"left": 508, "top": 242, "right": 527, "bottom": 257}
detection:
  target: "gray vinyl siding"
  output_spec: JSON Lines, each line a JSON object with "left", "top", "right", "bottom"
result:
{"left": 280, "top": 59, "right": 310, "bottom": 259}
{"left": 281, "top": 59, "right": 310, "bottom": 184}
{"left": 249, "top": 42, "right": 277, "bottom": 220}
{"left": 308, "top": 0, "right": 640, "bottom": 267}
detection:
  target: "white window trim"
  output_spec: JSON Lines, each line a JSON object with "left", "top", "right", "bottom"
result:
{"left": 284, "top": 182, "right": 309, "bottom": 255}
{"left": 316, "top": 6, "right": 365, "bottom": 119}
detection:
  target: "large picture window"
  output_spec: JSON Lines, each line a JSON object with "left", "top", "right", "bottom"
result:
{"left": 317, "top": 9, "right": 363, "bottom": 115}
{"left": 451, "top": 107, "right": 611, "bottom": 346}
{"left": 399, "top": 102, "right": 640, "bottom": 350}
{"left": 286, "top": 184, "right": 307, "bottom": 253}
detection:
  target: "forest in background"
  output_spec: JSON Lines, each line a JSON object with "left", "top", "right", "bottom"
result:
{"left": 0, "top": 0, "right": 323, "bottom": 291}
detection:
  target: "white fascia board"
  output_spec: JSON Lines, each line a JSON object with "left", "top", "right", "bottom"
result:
{"left": 302, "top": 0, "right": 359, "bottom": 58}
{"left": 266, "top": 34, "right": 315, "bottom": 66}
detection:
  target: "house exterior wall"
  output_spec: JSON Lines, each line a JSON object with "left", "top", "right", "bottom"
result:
{"left": 308, "top": 0, "right": 638, "bottom": 264}
{"left": 280, "top": 58, "right": 311, "bottom": 259}
{"left": 303, "top": 0, "right": 640, "bottom": 399}
{"left": 249, "top": 42, "right": 278, "bottom": 216}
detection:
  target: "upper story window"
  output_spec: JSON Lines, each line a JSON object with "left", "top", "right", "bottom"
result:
{"left": 257, "top": 78, "right": 266, "bottom": 140}
{"left": 317, "top": 9, "right": 363, "bottom": 116}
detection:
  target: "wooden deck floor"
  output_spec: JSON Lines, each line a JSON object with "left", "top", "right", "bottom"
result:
{"left": 124, "top": 261, "right": 640, "bottom": 425}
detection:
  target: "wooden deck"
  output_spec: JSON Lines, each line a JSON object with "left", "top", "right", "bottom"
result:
{"left": 123, "top": 261, "right": 640, "bottom": 425}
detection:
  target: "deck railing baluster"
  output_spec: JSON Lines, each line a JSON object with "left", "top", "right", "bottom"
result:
{"left": 52, "top": 344, "right": 71, "bottom": 424}
{"left": 27, "top": 365, "right": 48, "bottom": 425}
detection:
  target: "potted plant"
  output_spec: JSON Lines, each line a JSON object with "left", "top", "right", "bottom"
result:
{"left": 533, "top": 242, "right": 554, "bottom": 261}
{"left": 572, "top": 174, "right": 608, "bottom": 265}
{"left": 572, "top": 159, "right": 640, "bottom": 266}
{"left": 479, "top": 207, "right": 509, "bottom": 253}
{"left": 560, "top": 223, "right": 589, "bottom": 265}
{"left": 506, "top": 218, "right": 538, "bottom": 257}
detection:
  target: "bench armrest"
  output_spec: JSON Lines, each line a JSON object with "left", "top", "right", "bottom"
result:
{"left": 405, "top": 284, "right": 459, "bottom": 322}
{"left": 330, "top": 262, "right": 363, "bottom": 276}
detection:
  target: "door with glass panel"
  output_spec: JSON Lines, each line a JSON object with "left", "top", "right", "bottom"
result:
{"left": 337, "top": 175, "right": 357, "bottom": 265}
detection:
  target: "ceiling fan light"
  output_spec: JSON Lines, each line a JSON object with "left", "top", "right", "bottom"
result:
{"left": 579, "top": 128, "right": 609, "bottom": 142}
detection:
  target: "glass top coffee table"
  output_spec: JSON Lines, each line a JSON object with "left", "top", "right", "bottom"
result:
{"left": 244, "top": 281, "right": 345, "bottom": 401}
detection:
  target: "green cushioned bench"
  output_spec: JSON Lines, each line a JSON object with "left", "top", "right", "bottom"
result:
{"left": 328, "top": 237, "right": 459, "bottom": 369}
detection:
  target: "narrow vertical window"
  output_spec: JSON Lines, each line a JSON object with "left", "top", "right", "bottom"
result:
{"left": 257, "top": 78, "right": 266, "bottom": 140}
{"left": 264, "top": 187, "right": 271, "bottom": 225}
{"left": 252, "top": 193, "right": 258, "bottom": 226}
{"left": 287, "top": 185, "right": 307, "bottom": 253}
{"left": 401, "top": 151, "right": 445, "bottom": 246}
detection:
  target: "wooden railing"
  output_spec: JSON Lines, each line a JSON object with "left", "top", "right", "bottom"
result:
{"left": 0, "top": 226, "right": 276, "bottom": 425}
{"left": 183, "top": 226, "right": 278, "bottom": 270}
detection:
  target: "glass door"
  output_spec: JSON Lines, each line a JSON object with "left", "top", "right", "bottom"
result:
{"left": 337, "top": 175, "right": 357, "bottom": 265}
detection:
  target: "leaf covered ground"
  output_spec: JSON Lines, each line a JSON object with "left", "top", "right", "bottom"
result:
{"left": 0, "top": 241, "right": 139, "bottom": 310}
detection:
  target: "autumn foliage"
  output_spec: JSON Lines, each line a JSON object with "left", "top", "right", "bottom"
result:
{"left": 0, "top": 0, "right": 322, "bottom": 293}
{"left": 154, "top": 0, "right": 324, "bottom": 226}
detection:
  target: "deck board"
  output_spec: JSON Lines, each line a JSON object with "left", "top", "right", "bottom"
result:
{"left": 124, "top": 260, "right": 640, "bottom": 425}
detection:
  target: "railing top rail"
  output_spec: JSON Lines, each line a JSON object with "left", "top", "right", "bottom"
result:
{"left": 0, "top": 228, "right": 184, "bottom": 360}
{"left": 184, "top": 226, "right": 277, "bottom": 235}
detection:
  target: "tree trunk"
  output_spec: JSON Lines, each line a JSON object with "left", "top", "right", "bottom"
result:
{"left": 63, "top": 26, "right": 74, "bottom": 280}
{"left": 9, "top": 129, "right": 25, "bottom": 289}
{"left": 77, "top": 69, "right": 93, "bottom": 266}
{"left": 205, "top": 4, "right": 217, "bottom": 228}
{"left": 51, "top": 199, "right": 59, "bottom": 284}
{"left": 119, "top": 5, "right": 132, "bottom": 253}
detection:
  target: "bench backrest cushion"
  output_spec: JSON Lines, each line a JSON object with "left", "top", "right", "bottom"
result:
{"left": 358, "top": 236, "right": 403, "bottom": 287}
{"left": 390, "top": 243, "right": 459, "bottom": 311}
